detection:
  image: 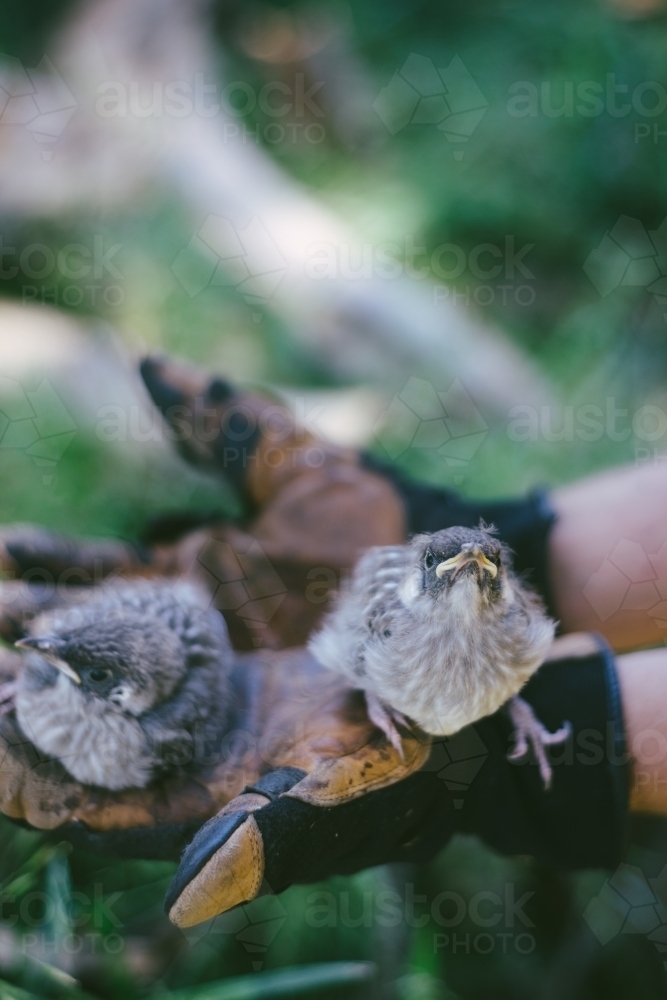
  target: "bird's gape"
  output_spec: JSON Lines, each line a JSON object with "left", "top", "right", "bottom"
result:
{"left": 435, "top": 544, "right": 498, "bottom": 590}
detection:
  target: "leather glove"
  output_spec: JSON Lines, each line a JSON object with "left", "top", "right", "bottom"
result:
{"left": 0, "top": 614, "right": 626, "bottom": 929}
{"left": 138, "top": 355, "right": 407, "bottom": 650}
{"left": 159, "top": 636, "right": 627, "bottom": 930}
{"left": 0, "top": 635, "right": 429, "bottom": 900}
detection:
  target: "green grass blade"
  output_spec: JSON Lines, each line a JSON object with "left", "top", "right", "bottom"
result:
{"left": 0, "top": 978, "right": 43, "bottom": 1000}
{"left": 43, "top": 848, "right": 73, "bottom": 971}
{"left": 156, "top": 961, "right": 376, "bottom": 1000}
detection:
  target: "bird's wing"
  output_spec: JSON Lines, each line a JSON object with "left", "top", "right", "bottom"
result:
{"left": 309, "top": 545, "right": 410, "bottom": 681}
{"left": 351, "top": 546, "right": 411, "bottom": 627}
{"left": 136, "top": 603, "right": 232, "bottom": 779}
{"left": 140, "top": 646, "right": 231, "bottom": 771}
{"left": 350, "top": 545, "right": 408, "bottom": 597}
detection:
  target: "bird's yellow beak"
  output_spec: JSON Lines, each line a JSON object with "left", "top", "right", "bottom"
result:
{"left": 435, "top": 547, "right": 498, "bottom": 579}
{"left": 15, "top": 639, "right": 82, "bottom": 684}
{"left": 52, "top": 660, "right": 82, "bottom": 685}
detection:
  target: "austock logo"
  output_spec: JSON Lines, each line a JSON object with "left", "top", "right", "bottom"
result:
{"left": 583, "top": 215, "right": 667, "bottom": 318}
{"left": 0, "top": 377, "right": 77, "bottom": 483}
{"left": 373, "top": 376, "right": 487, "bottom": 484}
{"left": 0, "top": 55, "right": 76, "bottom": 159}
{"left": 583, "top": 538, "right": 667, "bottom": 629}
{"left": 584, "top": 862, "right": 667, "bottom": 965}
{"left": 0, "top": 235, "right": 125, "bottom": 309}
{"left": 172, "top": 215, "right": 287, "bottom": 318}
{"left": 373, "top": 53, "right": 488, "bottom": 158}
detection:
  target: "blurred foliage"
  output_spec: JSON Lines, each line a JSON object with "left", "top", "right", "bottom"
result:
{"left": 2, "top": 0, "right": 667, "bottom": 497}
{"left": 2, "top": 0, "right": 667, "bottom": 998}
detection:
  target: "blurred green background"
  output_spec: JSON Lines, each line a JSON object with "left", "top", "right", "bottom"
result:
{"left": 2, "top": 0, "right": 667, "bottom": 997}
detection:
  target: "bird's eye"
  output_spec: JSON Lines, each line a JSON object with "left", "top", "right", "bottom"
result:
{"left": 424, "top": 552, "right": 435, "bottom": 569}
{"left": 87, "top": 668, "right": 111, "bottom": 684}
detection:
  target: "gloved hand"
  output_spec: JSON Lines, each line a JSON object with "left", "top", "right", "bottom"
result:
{"left": 0, "top": 633, "right": 430, "bottom": 904}
{"left": 0, "top": 609, "right": 625, "bottom": 930}
{"left": 0, "top": 352, "right": 627, "bottom": 928}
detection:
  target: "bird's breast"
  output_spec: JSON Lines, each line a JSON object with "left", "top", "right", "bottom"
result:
{"left": 16, "top": 673, "right": 155, "bottom": 790}
{"left": 361, "top": 604, "right": 551, "bottom": 736}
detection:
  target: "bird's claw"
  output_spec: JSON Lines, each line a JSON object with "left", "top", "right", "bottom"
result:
{"left": 507, "top": 695, "right": 571, "bottom": 791}
{"left": 365, "top": 693, "right": 409, "bottom": 761}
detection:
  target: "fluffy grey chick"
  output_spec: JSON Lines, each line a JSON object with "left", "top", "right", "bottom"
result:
{"left": 7, "top": 579, "right": 231, "bottom": 790}
{"left": 309, "top": 525, "right": 569, "bottom": 788}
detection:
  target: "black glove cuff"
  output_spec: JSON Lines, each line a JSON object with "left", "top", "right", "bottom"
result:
{"left": 455, "top": 635, "right": 629, "bottom": 869}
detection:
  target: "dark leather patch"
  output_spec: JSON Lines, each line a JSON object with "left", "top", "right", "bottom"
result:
{"left": 243, "top": 766, "right": 307, "bottom": 801}
{"left": 140, "top": 357, "right": 186, "bottom": 411}
{"left": 163, "top": 809, "right": 249, "bottom": 914}
{"left": 213, "top": 416, "right": 262, "bottom": 494}
{"left": 54, "top": 819, "right": 204, "bottom": 861}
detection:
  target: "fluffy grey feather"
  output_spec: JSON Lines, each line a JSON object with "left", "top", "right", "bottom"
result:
{"left": 308, "top": 525, "right": 566, "bottom": 784}
{"left": 13, "top": 579, "right": 231, "bottom": 790}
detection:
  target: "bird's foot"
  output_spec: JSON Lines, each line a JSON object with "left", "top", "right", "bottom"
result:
{"left": 365, "top": 693, "right": 410, "bottom": 760}
{"left": 506, "top": 695, "right": 571, "bottom": 791}
{"left": 0, "top": 681, "right": 17, "bottom": 716}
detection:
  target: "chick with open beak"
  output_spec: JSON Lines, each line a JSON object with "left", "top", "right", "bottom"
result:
{"left": 309, "top": 524, "right": 569, "bottom": 789}
{"left": 424, "top": 528, "right": 503, "bottom": 599}
{"left": 435, "top": 544, "right": 498, "bottom": 580}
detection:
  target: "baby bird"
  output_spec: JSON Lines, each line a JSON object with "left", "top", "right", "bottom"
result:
{"left": 8, "top": 579, "right": 231, "bottom": 790}
{"left": 309, "top": 525, "right": 570, "bottom": 788}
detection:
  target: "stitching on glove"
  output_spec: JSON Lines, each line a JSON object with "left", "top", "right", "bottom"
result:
{"left": 242, "top": 766, "right": 307, "bottom": 801}
{"left": 285, "top": 734, "right": 431, "bottom": 805}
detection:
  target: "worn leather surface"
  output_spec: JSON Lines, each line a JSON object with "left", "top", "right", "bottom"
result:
{"left": 0, "top": 640, "right": 428, "bottom": 834}
{"left": 161, "top": 634, "right": 627, "bottom": 928}
{"left": 0, "top": 358, "right": 423, "bottom": 845}
{"left": 139, "top": 356, "right": 407, "bottom": 649}
{"left": 0, "top": 357, "right": 604, "bottom": 929}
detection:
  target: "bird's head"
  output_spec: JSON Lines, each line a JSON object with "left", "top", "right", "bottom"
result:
{"left": 411, "top": 525, "right": 509, "bottom": 607}
{"left": 15, "top": 613, "right": 187, "bottom": 716}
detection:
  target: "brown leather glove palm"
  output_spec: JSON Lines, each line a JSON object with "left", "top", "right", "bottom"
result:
{"left": 0, "top": 345, "right": 627, "bottom": 931}
{"left": 0, "top": 627, "right": 431, "bottom": 926}
{"left": 153, "top": 633, "right": 627, "bottom": 930}
{"left": 0, "top": 583, "right": 625, "bottom": 930}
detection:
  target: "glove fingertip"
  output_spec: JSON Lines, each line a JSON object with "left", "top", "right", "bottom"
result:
{"left": 165, "top": 811, "right": 265, "bottom": 928}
